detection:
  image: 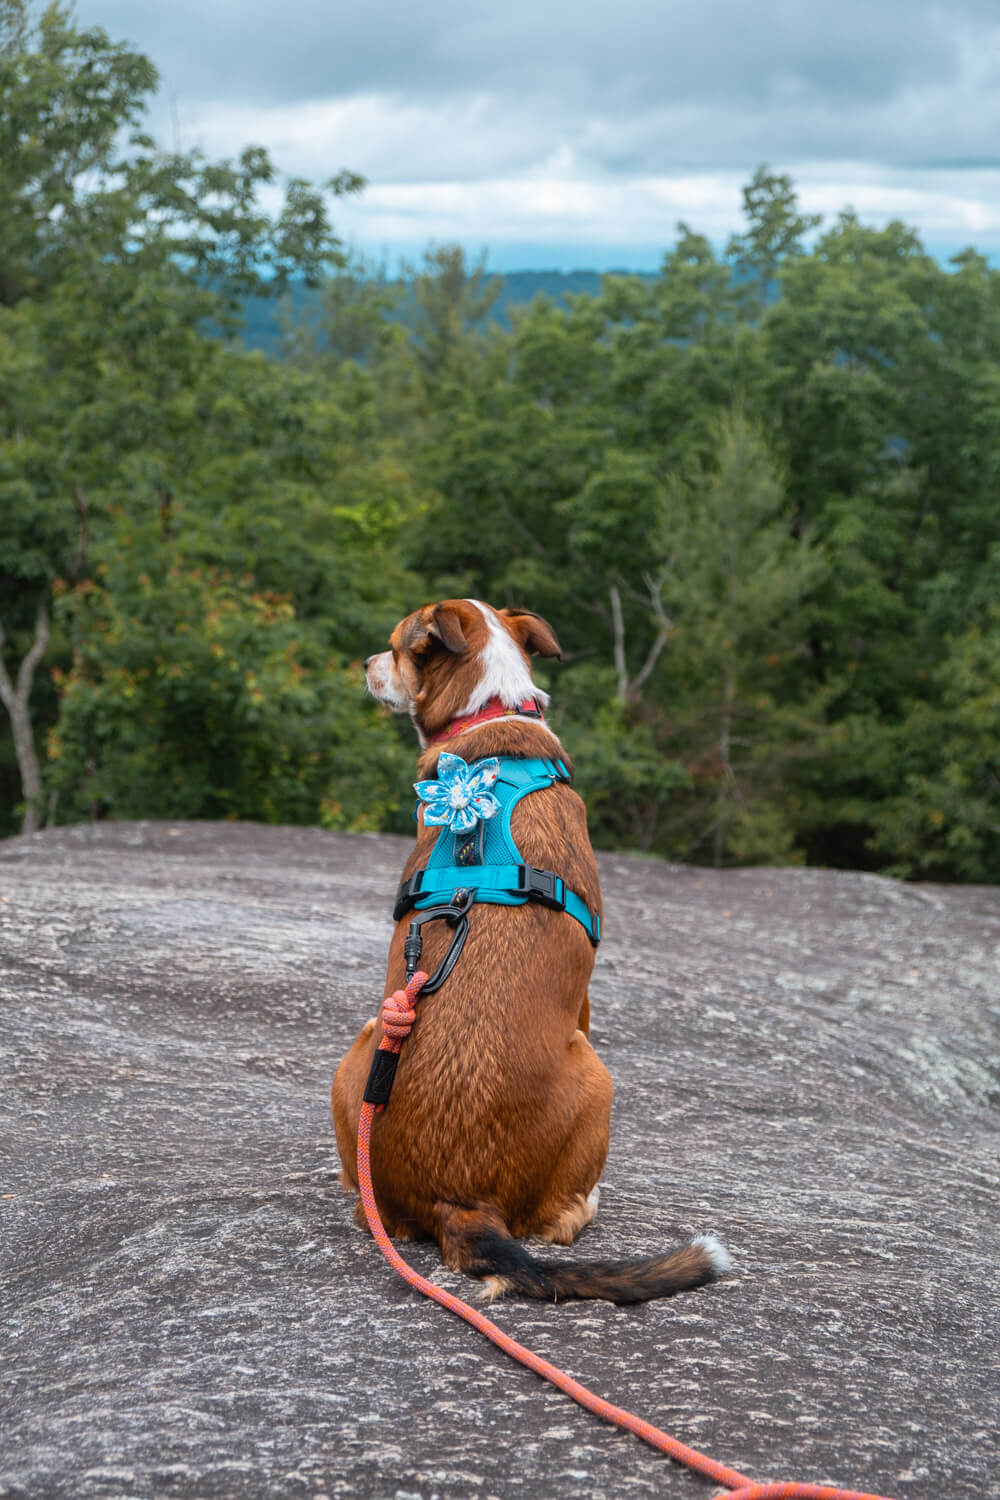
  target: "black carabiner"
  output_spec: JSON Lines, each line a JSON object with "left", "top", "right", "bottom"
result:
{"left": 403, "top": 889, "right": 474, "bottom": 993}
{"left": 364, "top": 892, "right": 475, "bottom": 1109}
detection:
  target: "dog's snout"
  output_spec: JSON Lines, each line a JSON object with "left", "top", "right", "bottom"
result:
{"left": 364, "top": 654, "right": 375, "bottom": 669}
{"left": 364, "top": 646, "right": 408, "bottom": 711}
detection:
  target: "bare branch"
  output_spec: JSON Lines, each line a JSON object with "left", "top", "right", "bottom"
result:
{"left": 643, "top": 567, "right": 675, "bottom": 626}
{"left": 16, "top": 600, "right": 50, "bottom": 698}
{"left": 71, "top": 484, "right": 89, "bottom": 583}
{"left": 609, "top": 585, "right": 628, "bottom": 701}
{"left": 610, "top": 571, "right": 677, "bottom": 707}
{"left": 627, "top": 570, "right": 674, "bottom": 704}
{"left": 0, "top": 601, "right": 50, "bottom": 833}
{"left": 0, "top": 619, "right": 12, "bottom": 713}
{"left": 620, "top": 555, "right": 675, "bottom": 608}
{"left": 160, "top": 488, "right": 173, "bottom": 540}
{"left": 628, "top": 627, "right": 671, "bottom": 702}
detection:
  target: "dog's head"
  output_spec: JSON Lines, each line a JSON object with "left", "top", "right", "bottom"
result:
{"left": 366, "top": 599, "right": 562, "bottom": 744}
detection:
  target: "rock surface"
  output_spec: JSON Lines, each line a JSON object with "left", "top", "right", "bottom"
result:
{"left": 1, "top": 820, "right": 997, "bottom": 1500}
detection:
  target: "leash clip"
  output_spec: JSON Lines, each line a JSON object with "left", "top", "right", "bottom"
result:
{"left": 364, "top": 897, "right": 474, "bottom": 1111}
{"left": 403, "top": 891, "right": 474, "bottom": 992}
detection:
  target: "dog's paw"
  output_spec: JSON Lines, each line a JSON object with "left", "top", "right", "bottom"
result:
{"left": 480, "top": 1275, "right": 512, "bottom": 1304}
{"left": 538, "top": 1189, "right": 600, "bottom": 1245}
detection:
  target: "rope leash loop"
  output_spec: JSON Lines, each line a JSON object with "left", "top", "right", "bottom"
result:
{"left": 355, "top": 971, "right": 902, "bottom": 1500}
{"left": 379, "top": 990, "right": 418, "bottom": 1043}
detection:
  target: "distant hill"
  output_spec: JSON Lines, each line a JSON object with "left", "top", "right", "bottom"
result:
{"left": 454, "top": 268, "right": 660, "bottom": 326}
{"left": 236, "top": 269, "right": 661, "bottom": 356}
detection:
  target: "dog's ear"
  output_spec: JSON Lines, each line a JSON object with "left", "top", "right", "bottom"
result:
{"left": 498, "top": 608, "right": 563, "bottom": 659}
{"left": 427, "top": 601, "right": 469, "bottom": 654}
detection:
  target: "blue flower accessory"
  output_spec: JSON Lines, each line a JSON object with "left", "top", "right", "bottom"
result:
{"left": 414, "top": 753, "right": 501, "bottom": 834}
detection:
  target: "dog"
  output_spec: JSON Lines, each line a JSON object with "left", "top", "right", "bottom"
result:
{"left": 332, "top": 598, "right": 729, "bottom": 1302}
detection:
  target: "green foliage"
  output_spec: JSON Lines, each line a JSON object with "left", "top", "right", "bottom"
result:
{"left": 726, "top": 164, "right": 822, "bottom": 304}
{"left": 49, "top": 544, "right": 411, "bottom": 830}
{"left": 0, "top": 2, "right": 399, "bottom": 836}
{"left": 865, "top": 610, "right": 1000, "bottom": 881}
{"left": 279, "top": 253, "right": 403, "bottom": 368}
{"left": 650, "top": 409, "right": 824, "bottom": 865}
{"left": 404, "top": 245, "right": 504, "bottom": 387}
{"left": 565, "top": 685, "right": 692, "bottom": 853}
{"left": 244, "top": 270, "right": 662, "bottom": 357}
{"left": 0, "top": 4, "right": 358, "bottom": 313}
{"left": 383, "top": 197, "right": 1000, "bottom": 879}
{"left": 2, "top": 0, "right": 1000, "bottom": 880}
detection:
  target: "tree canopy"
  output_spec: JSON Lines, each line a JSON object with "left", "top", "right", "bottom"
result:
{"left": 3, "top": 2, "right": 1000, "bottom": 881}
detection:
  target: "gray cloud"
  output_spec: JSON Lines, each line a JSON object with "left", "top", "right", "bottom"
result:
{"left": 78, "top": 0, "right": 998, "bottom": 159}
{"left": 68, "top": 1, "right": 1000, "bottom": 256}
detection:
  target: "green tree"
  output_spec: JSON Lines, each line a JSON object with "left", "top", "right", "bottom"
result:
{"left": 398, "top": 180, "right": 1000, "bottom": 874}
{"left": 405, "top": 244, "right": 504, "bottom": 388}
{"left": 865, "top": 605, "right": 1000, "bottom": 880}
{"left": 48, "top": 534, "right": 410, "bottom": 829}
{"left": 726, "top": 165, "right": 822, "bottom": 308}
{"left": 0, "top": 0, "right": 362, "bottom": 831}
{"left": 760, "top": 214, "right": 1000, "bottom": 870}
{"left": 651, "top": 408, "right": 823, "bottom": 864}
{"left": 280, "top": 252, "right": 402, "bottom": 369}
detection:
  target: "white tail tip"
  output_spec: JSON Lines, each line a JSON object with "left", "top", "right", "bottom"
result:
{"left": 692, "top": 1234, "right": 732, "bottom": 1277}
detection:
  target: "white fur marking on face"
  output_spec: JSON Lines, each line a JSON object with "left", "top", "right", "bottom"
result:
{"left": 460, "top": 601, "right": 550, "bottom": 714}
{"left": 365, "top": 650, "right": 408, "bottom": 711}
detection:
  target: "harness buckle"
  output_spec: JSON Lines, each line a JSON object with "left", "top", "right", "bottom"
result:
{"left": 518, "top": 865, "right": 566, "bottom": 911}
{"left": 393, "top": 871, "right": 424, "bottom": 922}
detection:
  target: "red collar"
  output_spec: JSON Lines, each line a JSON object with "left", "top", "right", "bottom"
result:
{"left": 427, "top": 695, "right": 547, "bottom": 746}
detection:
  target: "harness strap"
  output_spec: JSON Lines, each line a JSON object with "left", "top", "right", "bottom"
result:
{"left": 403, "top": 752, "right": 600, "bottom": 947}
{"left": 395, "top": 864, "right": 601, "bottom": 946}
{"left": 412, "top": 756, "right": 572, "bottom": 818}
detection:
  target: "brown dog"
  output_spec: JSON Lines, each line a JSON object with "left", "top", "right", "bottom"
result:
{"left": 332, "top": 598, "right": 729, "bottom": 1302}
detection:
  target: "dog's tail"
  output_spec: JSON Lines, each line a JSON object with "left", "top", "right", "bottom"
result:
{"left": 435, "top": 1203, "right": 730, "bottom": 1305}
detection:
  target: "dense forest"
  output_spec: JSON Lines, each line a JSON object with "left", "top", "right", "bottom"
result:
{"left": 2, "top": 3, "right": 999, "bottom": 880}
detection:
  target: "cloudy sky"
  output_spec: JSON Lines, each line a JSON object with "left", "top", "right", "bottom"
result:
{"left": 75, "top": 0, "right": 1000, "bottom": 270}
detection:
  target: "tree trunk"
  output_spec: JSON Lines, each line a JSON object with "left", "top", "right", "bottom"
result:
{"left": 609, "top": 585, "right": 629, "bottom": 701}
{"left": 714, "top": 669, "right": 735, "bottom": 869}
{"left": 610, "top": 579, "right": 673, "bottom": 708}
{"left": 0, "top": 602, "right": 50, "bottom": 834}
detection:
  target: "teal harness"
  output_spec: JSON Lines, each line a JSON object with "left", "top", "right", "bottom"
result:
{"left": 393, "top": 756, "right": 601, "bottom": 946}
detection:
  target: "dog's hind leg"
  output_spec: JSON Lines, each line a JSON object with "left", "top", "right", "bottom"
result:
{"left": 537, "top": 1185, "right": 600, "bottom": 1245}
{"left": 528, "top": 1028, "right": 613, "bottom": 1246}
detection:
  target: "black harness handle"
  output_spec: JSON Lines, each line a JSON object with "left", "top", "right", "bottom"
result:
{"left": 362, "top": 891, "right": 474, "bottom": 1108}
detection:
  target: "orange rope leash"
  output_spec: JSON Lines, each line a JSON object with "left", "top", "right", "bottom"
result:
{"left": 356, "top": 972, "right": 901, "bottom": 1500}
